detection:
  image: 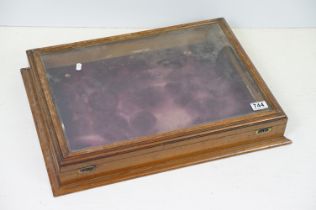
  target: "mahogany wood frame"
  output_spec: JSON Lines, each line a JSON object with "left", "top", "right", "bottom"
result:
{"left": 21, "top": 18, "right": 291, "bottom": 196}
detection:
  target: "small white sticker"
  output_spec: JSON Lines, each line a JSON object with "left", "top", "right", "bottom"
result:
{"left": 250, "top": 101, "right": 268, "bottom": 111}
{"left": 76, "top": 63, "right": 82, "bottom": 71}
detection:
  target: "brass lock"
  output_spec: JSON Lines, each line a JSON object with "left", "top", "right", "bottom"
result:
{"left": 256, "top": 127, "right": 272, "bottom": 135}
{"left": 79, "top": 165, "right": 96, "bottom": 173}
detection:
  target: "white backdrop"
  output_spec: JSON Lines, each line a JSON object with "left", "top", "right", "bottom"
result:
{"left": 0, "top": 26, "right": 316, "bottom": 210}
{"left": 0, "top": 0, "right": 315, "bottom": 28}
{"left": 1, "top": 1, "right": 316, "bottom": 209}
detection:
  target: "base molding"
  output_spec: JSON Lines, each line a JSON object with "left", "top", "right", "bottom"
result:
{"left": 59, "top": 136, "right": 291, "bottom": 196}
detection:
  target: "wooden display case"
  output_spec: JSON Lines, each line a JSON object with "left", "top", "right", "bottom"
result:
{"left": 21, "top": 18, "right": 291, "bottom": 196}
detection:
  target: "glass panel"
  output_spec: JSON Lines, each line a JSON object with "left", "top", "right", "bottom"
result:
{"left": 41, "top": 23, "right": 269, "bottom": 151}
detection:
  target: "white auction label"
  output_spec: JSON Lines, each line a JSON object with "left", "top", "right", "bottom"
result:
{"left": 76, "top": 63, "right": 82, "bottom": 71}
{"left": 250, "top": 101, "right": 268, "bottom": 111}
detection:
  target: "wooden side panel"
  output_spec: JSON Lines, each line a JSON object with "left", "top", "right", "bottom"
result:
{"left": 59, "top": 136, "right": 290, "bottom": 196}
{"left": 59, "top": 120, "right": 288, "bottom": 184}
{"left": 21, "top": 68, "right": 61, "bottom": 196}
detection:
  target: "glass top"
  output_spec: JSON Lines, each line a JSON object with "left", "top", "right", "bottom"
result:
{"left": 41, "top": 23, "right": 269, "bottom": 151}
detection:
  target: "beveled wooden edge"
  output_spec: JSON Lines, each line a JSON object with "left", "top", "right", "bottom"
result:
{"left": 21, "top": 68, "right": 60, "bottom": 196}
{"left": 26, "top": 18, "right": 287, "bottom": 166}
{"left": 27, "top": 53, "right": 66, "bottom": 163}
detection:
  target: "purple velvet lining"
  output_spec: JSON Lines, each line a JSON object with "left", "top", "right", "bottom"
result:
{"left": 46, "top": 42, "right": 257, "bottom": 151}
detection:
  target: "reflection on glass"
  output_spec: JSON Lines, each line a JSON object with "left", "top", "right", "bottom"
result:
{"left": 42, "top": 24, "right": 267, "bottom": 151}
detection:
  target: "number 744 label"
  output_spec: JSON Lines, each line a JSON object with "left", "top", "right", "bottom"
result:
{"left": 250, "top": 101, "right": 269, "bottom": 111}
